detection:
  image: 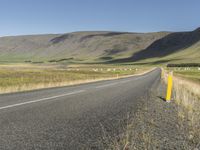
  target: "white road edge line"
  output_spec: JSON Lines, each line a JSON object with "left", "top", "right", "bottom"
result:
{"left": 0, "top": 90, "right": 85, "bottom": 111}
{"left": 119, "top": 80, "right": 131, "bottom": 84}
{"left": 95, "top": 83, "right": 118, "bottom": 89}
{"left": 95, "top": 76, "right": 145, "bottom": 88}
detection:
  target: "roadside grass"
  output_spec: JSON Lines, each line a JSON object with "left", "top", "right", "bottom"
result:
{"left": 164, "top": 68, "right": 200, "bottom": 147}
{"left": 173, "top": 69, "right": 200, "bottom": 83}
{"left": 0, "top": 63, "right": 149, "bottom": 94}
{"left": 103, "top": 67, "right": 200, "bottom": 149}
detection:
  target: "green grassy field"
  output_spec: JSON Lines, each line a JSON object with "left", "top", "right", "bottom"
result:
{"left": 167, "top": 67, "right": 200, "bottom": 83}
{"left": 0, "top": 63, "right": 149, "bottom": 94}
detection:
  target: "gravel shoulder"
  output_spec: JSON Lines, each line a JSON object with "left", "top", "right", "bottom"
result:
{"left": 111, "top": 78, "right": 196, "bottom": 149}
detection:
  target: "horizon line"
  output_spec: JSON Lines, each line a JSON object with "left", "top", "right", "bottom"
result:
{"left": 0, "top": 28, "right": 197, "bottom": 38}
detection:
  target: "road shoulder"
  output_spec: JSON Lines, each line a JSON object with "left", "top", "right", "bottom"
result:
{"left": 108, "top": 79, "right": 195, "bottom": 149}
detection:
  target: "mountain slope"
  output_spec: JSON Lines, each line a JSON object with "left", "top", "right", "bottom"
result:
{"left": 0, "top": 31, "right": 169, "bottom": 62}
{"left": 112, "top": 28, "right": 200, "bottom": 64}
{"left": 0, "top": 28, "right": 199, "bottom": 64}
{"left": 131, "top": 27, "right": 200, "bottom": 60}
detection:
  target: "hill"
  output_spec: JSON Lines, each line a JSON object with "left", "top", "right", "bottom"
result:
{"left": 112, "top": 27, "right": 200, "bottom": 64}
{"left": 0, "top": 31, "right": 169, "bottom": 63}
{"left": 0, "top": 28, "right": 199, "bottom": 65}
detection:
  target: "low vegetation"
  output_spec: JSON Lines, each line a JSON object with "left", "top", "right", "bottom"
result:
{"left": 173, "top": 68, "right": 200, "bottom": 83}
{"left": 167, "top": 63, "right": 200, "bottom": 67}
{"left": 104, "top": 67, "right": 200, "bottom": 149}
{"left": 0, "top": 63, "right": 149, "bottom": 94}
{"left": 164, "top": 68, "right": 200, "bottom": 148}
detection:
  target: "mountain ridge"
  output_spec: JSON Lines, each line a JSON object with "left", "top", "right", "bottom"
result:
{"left": 0, "top": 28, "right": 199, "bottom": 64}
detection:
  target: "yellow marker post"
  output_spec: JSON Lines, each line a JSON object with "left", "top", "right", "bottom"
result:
{"left": 166, "top": 72, "right": 173, "bottom": 102}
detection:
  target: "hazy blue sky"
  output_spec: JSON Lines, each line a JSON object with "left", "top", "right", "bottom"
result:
{"left": 0, "top": 0, "right": 199, "bottom": 36}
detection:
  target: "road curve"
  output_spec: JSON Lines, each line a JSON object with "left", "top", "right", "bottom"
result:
{"left": 0, "top": 68, "right": 161, "bottom": 150}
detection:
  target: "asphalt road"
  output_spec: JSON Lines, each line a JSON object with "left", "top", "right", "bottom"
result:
{"left": 0, "top": 68, "right": 161, "bottom": 150}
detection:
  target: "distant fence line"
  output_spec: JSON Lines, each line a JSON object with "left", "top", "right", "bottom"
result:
{"left": 167, "top": 63, "right": 200, "bottom": 67}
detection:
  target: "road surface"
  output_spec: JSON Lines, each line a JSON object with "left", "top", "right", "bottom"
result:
{"left": 0, "top": 68, "right": 161, "bottom": 149}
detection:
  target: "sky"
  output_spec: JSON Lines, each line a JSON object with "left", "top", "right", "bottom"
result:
{"left": 0, "top": 0, "right": 200, "bottom": 36}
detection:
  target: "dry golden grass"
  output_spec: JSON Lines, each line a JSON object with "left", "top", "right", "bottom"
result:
{"left": 163, "top": 68, "right": 200, "bottom": 147}
{"left": 0, "top": 64, "right": 150, "bottom": 94}
{"left": 102, "top": 68, "right": 200, "bottom": 149}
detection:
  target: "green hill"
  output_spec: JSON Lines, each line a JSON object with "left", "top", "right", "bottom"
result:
{"left": 0, "top": 28, "right": 199, "bottom": 65}
{"left": 112, "top": 27, "right": 200, "bottom": 65}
